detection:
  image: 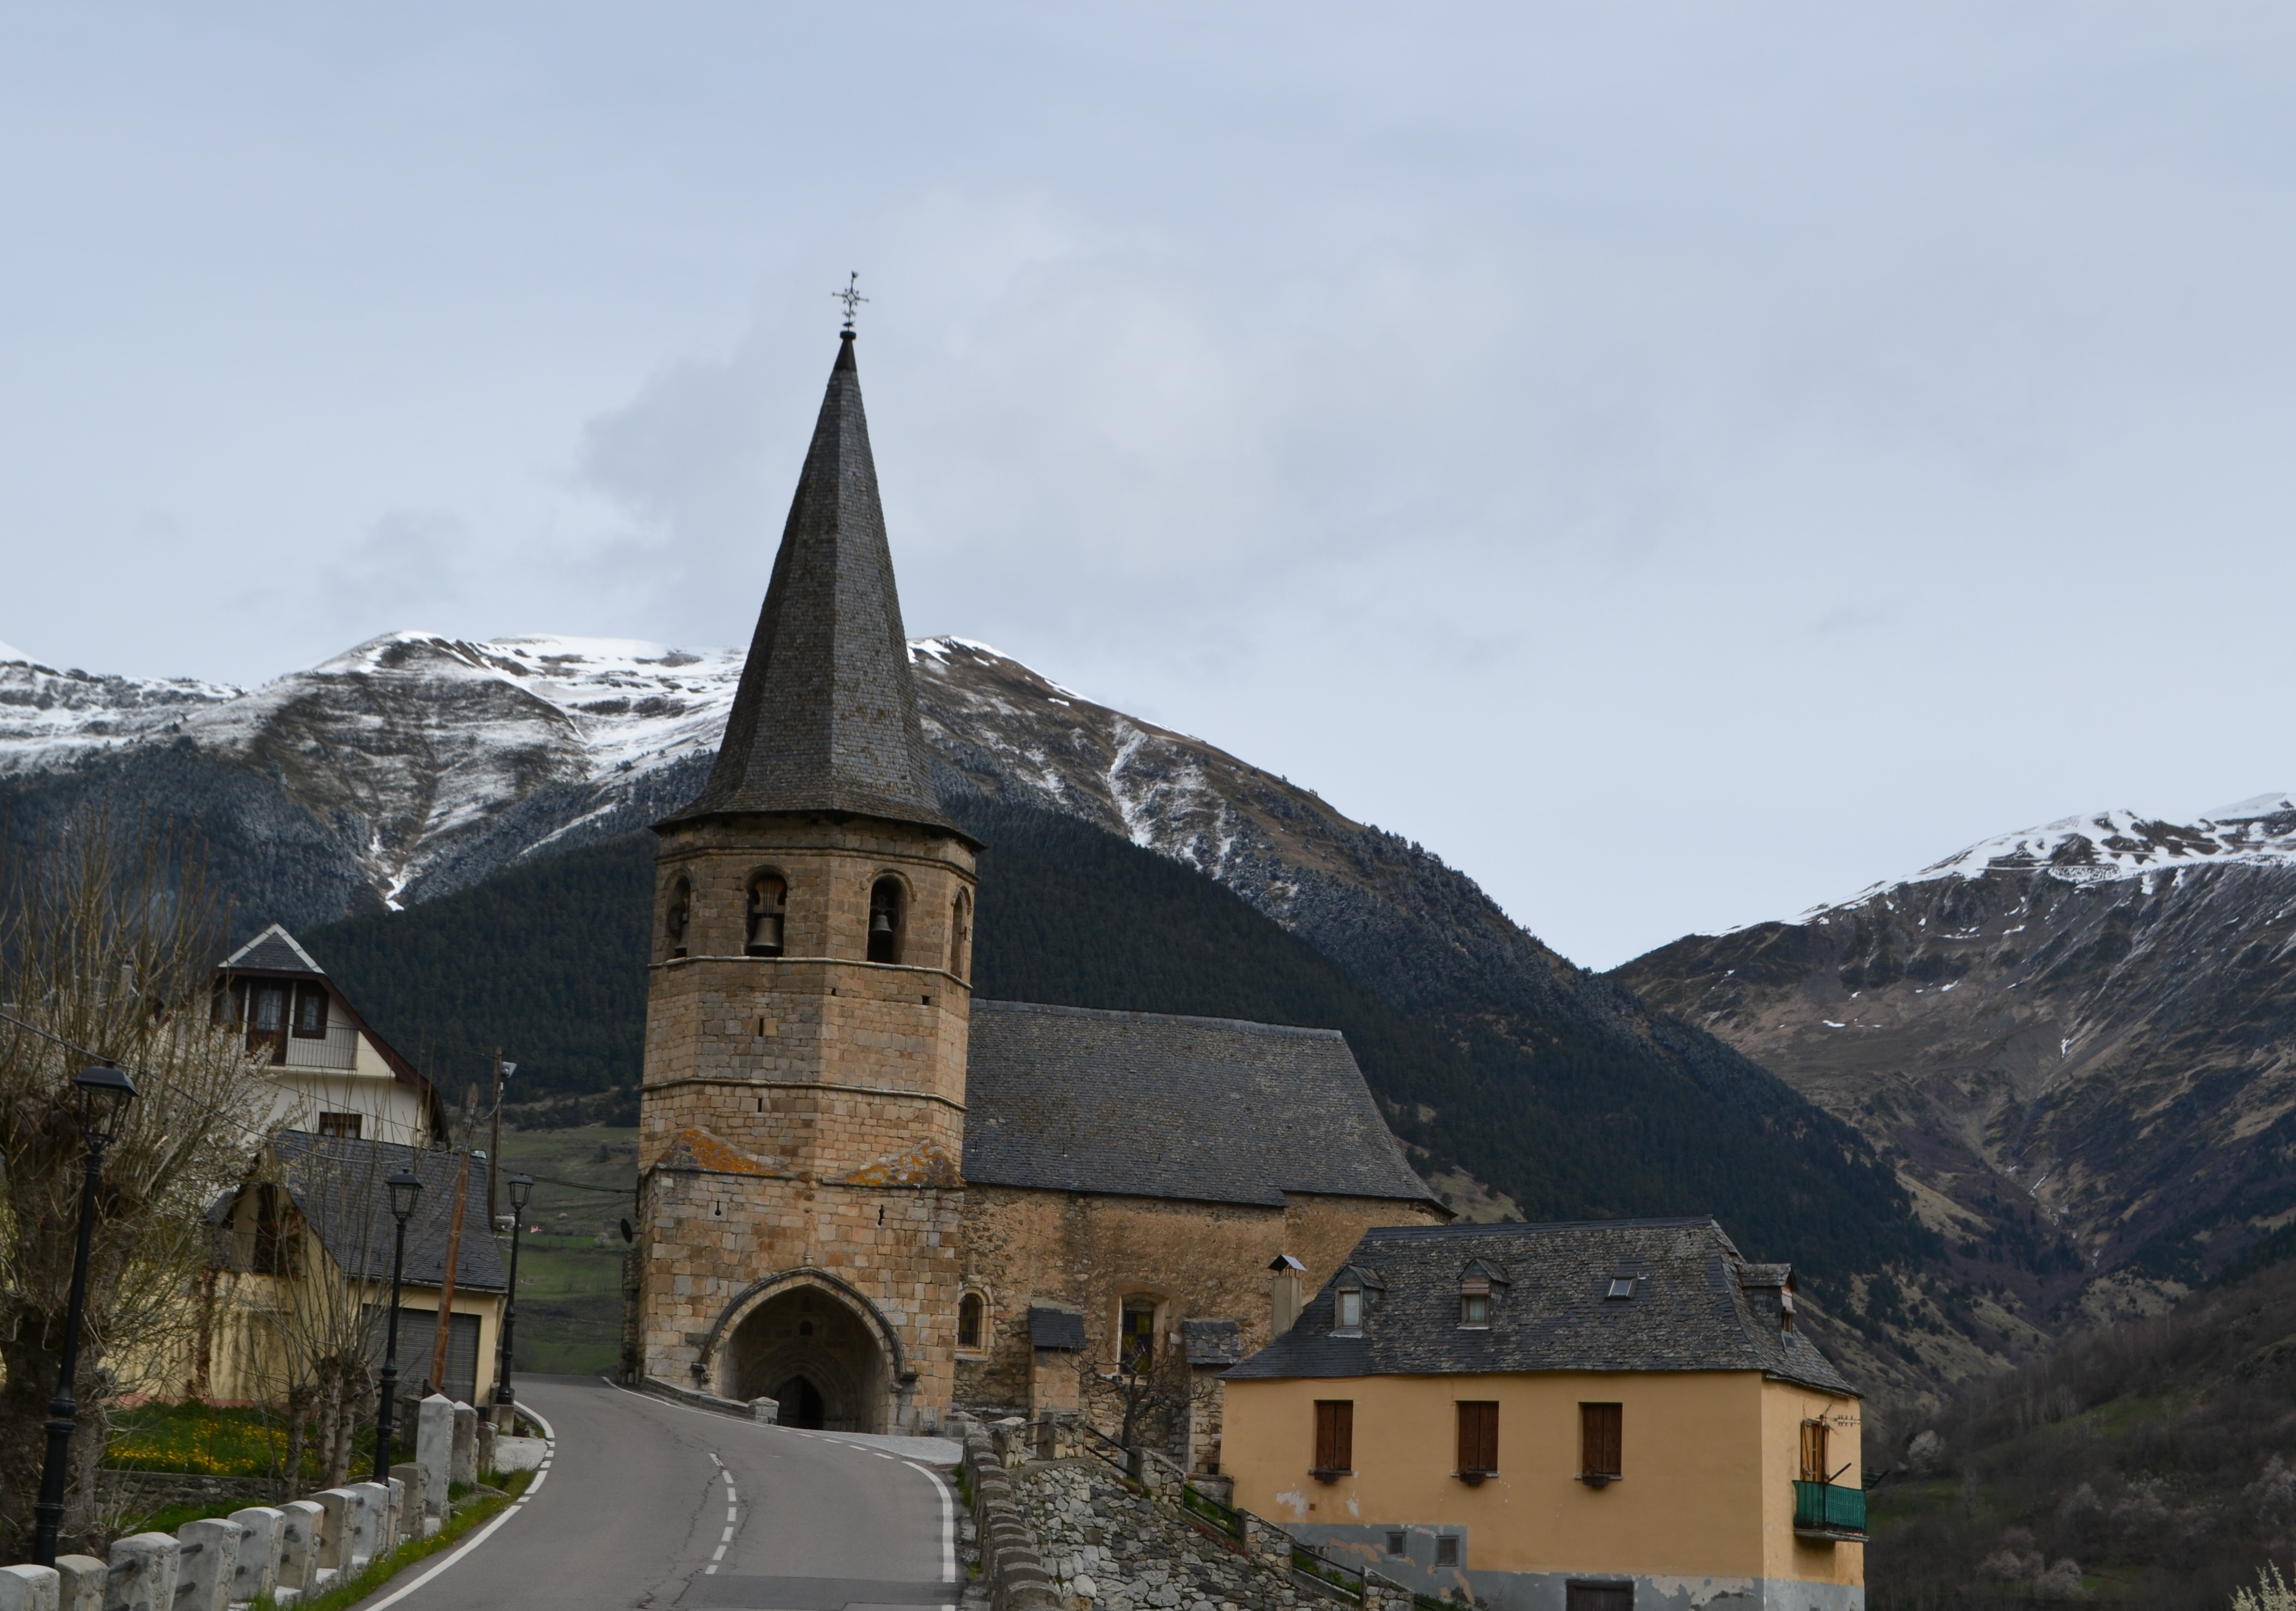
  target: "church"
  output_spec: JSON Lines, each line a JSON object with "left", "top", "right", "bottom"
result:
{"left": 628, "top": 326, "right": 1445, "bottom": 1449}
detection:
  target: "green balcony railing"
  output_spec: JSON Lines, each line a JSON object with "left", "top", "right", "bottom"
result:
{"left": 1793, "top": 1480, "right": 1867, "bottom": 1538}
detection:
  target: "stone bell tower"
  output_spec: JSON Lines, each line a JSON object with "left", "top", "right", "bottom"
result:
{"left": 633, "top": 328, "right": 978, "bottom": 1434}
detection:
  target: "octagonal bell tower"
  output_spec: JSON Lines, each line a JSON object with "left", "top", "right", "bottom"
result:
{"left": 633, "top": 329, "right": 979, "bottom": 1434}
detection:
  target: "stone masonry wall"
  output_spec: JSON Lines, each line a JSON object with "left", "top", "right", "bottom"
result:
{"left": 956, "top": 1419, "right": 1421, "bottom": 1611}
{"left": 956, "top": 1189, "right": 1447, "bottom": 1446}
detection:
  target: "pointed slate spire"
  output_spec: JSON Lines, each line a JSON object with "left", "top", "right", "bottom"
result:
{"left": 669, "top": 331, "right": 959, "bottom": 834}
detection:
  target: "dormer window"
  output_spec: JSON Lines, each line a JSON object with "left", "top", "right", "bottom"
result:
{"left": 1459, "top": 1279, "right": 1492, "bottom": 1327}
{"left": 868, "top": 877, "right": 905, "bottom": 964}
{"left": 665, "top": 876, "right": 692, "bottom": 959}
{"left": 1606, "top": 1277, "right": 1635, "bottom": 1300}
{"left": 746, "top": 873, "right": 788, "bottom": 958}
{"left": 1336, "top": 1285, "right": 1363, "bottom": 1332}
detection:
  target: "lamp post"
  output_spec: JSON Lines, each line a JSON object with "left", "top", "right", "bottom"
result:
{"left": 372, "top": 1168, "right": 424, "bottom": 1482}
{"left": 495, "top": 1175, "right": 534, "bottom": 1418}
{"left": 32, "top": 1065, "right": 138, "bottom": 1567}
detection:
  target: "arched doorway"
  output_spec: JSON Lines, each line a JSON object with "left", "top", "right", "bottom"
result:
{"left": 725, "top": 1283, "right": 888, "bottom": 1432}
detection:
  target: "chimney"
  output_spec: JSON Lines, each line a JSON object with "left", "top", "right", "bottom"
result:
{"left": 1269, "top": 1253, "right": 1307, "bottom": 1337}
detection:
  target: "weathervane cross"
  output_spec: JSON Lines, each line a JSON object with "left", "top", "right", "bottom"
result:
{"left": 834, "top": 272, "right": 868, "bottom": 331}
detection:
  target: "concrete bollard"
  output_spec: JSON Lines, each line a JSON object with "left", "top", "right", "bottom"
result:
{"left": 227, "top": 1507, "right": 284, "bottom": 1604}
{"left": 384, "top": 1475, "right": 406, "bottom": 1548}
{"left": 450, "top": 1401, "right": 478, "bottom": 1490}
{"left": 313, "top": 1490, "right": 355, "bottom": 1572}
{"left": 0, "top": 1564, "right": 60, "bottom": 1611}
{"left": 388, "top": 1478, "right": 420, "bottom": 1551}
{"left": 416, "top": 1394, "right": 454, "bottom": 1518}
{"left": 102, "top": 1532, "right": 179, "bottom": 1611}
{"left": 347, "top": 1481, "right": 390, "bottom": 1568}
{"left": 475, "top": 1417, "right": 497, "bottom": 1479}
{"left": 171, "top": 1518, "right": 241, "bottom": 1611}
{"left": 275, "top": 1500, "right": 325, "bottom": 1593}
{"left": 49, "top": 1558, "right": 102, "bottom": 1611}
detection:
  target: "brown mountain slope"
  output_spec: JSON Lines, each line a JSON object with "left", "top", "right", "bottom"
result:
{"left": 1612, "top": 804, "right": 2296, "bottom": 1330}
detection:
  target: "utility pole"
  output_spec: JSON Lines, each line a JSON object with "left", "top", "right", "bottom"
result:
{"left": 429, "top": 1152, "right": 468, "bottom": 1396}
{"left": 488, "top": 1048, "right": 504, "bottom": 1228}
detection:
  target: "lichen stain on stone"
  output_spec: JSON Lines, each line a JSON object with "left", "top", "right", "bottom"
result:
{"left": 661, "top": 1127, "right": 780, "bottom": 1175}
{"left": 842, "top": 1139, "right": 963, "bottom": 1187}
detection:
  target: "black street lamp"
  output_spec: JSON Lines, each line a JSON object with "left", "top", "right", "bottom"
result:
{"left": 495, "top": 1174, "right": 534, "bottom": 1416}
{"left": 372, "top": 1167, "right": 424, "bottom": 1482}
{"left": 32, "top": 1065, "right": 138, "bottom": 1567}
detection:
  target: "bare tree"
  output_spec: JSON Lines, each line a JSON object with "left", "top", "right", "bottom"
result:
{"left": 0, "top": 809, "right": 274, "bottom": 1559}
{"left": 1081, "top": 1336, "right": 1215, "bottom": 1460}
{"left": 212, "top": 1144, "right": 392, "bottom": 1492}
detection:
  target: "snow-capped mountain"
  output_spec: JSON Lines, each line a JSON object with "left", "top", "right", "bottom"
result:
{"left": 1616, "top": 794, "right": 2296, "bottom": 1316}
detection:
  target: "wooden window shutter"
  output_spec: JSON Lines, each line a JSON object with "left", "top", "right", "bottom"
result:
{"left": 1580, "top": 1402, "right": 1622, "bottom": 1478}
{"left": 1314, "top": 1400, "right": 1354, "bottom": 1472}
{"left": 1456, "top": 1401, "right": 1498, "bottom": 1473}
{"left": 1800, "top": 1420, "right": 1829, "bottom": 1482}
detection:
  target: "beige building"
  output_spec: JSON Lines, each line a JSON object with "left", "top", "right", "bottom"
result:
{"left": 1220, "top": 1219, "right": 1865, "bottom": 1611}
{"left": 153, "top": 1137, "right": 505, "bottom": 1410}
{"left": 211, "top": 924, "right": 444, "bottom": 1148}
{"left": 630, "top": 330, "right": 1443, "bottom": 1439}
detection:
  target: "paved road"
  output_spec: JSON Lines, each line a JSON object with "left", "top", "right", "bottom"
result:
{"left": 353, "top": 1376, "right": 960, "bottom": 1611}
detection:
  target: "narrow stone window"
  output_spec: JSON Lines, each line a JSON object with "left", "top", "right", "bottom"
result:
{"left": 1119, "top": 1295, "right": 1159, "bottom": 1369}
{"left": 950, "top": 889, "right": 972, "bottom": 979}
{"left": 746, "top": 872, "right": 788, "bottom": 957}
{"left": 867, "top": 877, "right": 905, "bottom": 964}
{"left": 958, "top": 1291, "right": 986, "bottom": 1352}
{"left": 665, "top": 875, "right": 692, "bottom": 959}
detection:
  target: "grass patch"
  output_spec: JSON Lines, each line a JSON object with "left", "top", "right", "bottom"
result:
{"left": 109, "top": 1400, "right": 297, "bottom": 1479}
{"left": 287, "top": 1469, "right": 533, "bottom": 1611}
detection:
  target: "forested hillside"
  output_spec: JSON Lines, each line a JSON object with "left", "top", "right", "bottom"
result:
{"left": 306, "top": 792, "right": 1931, "bottom": 1291}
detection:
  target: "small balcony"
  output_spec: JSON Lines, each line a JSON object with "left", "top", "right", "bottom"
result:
{"left": 1792, "top": 1480, "right": 1867, "bottom": 1541}
{"left": 248, "top": 1023, "right": 360, "bottom": 1072}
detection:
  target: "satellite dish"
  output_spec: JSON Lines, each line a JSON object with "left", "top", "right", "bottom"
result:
{"left": 619, "top": 1218, "right": 634, "bottom": 1243}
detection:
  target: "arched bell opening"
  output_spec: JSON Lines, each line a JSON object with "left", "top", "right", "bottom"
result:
{"left": 867, "top": 876, "right": 906, "bottom": 965}
{"left": 746, "top": 870, "right": 788, "bottom": 958}
{"left": 664, "top": 875, "right": 693, "bottom": 960}
{"left": 726, "top": 1284, "right": 888, "bottom": 1432}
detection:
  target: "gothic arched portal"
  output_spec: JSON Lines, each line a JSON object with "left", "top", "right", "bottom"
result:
{"left": 725, "top": 1284, "right": 888, "bottom": 1433}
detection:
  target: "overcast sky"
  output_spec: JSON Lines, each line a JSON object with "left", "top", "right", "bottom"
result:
{"left": 4, "top": 5, "right": 2294, "bottom": 970}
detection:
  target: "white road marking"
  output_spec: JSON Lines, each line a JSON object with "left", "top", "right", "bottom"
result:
{"left": 905, "top": 1461, "right": 957, "bottom": 1584}
{"left": 709, "top": 1452, "right": 722, "bottom": 1467}
{"left": 358, "top": 1423, "right": 559, "bottom": 1611}
{"left": 726, "top": 1507, "right": 738, "bottom": 1521}
{"left": 722, "top": 1526, "right": 735, "bottom": 1542}
{"left": 713, "top": 1544, "right": 727, "bottom": 1560}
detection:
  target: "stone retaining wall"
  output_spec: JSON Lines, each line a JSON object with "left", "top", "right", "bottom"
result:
{"left": 957, "top": 1418, "right": 1420, "bottom": 1611}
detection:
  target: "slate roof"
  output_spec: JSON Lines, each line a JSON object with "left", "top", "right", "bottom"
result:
{"left": 270, "top": 1132, "right": 507, "bottom": 1294}
{"left": 1182, "top": 1319, "right": 1243, "bottom": 1366}
{"left": 1223, "top": 1217, "right": 1854, "bottom": 1396}
{"left": 667, "top": 332, "right": 964, "bottom": 839}
{"left": 961, "top": 1001, "right": 1441, "bottom": 1210}
{"left": 221, "top": 924, "right": 326, "bottom": 977}
{"left": 1029, "top": 1304, "right": 1087, "bottom": 1351}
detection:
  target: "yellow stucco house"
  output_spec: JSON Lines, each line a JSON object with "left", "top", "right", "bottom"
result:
{"left": 1220, "top": 1218, "right": 1864, "bottom": 1611}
